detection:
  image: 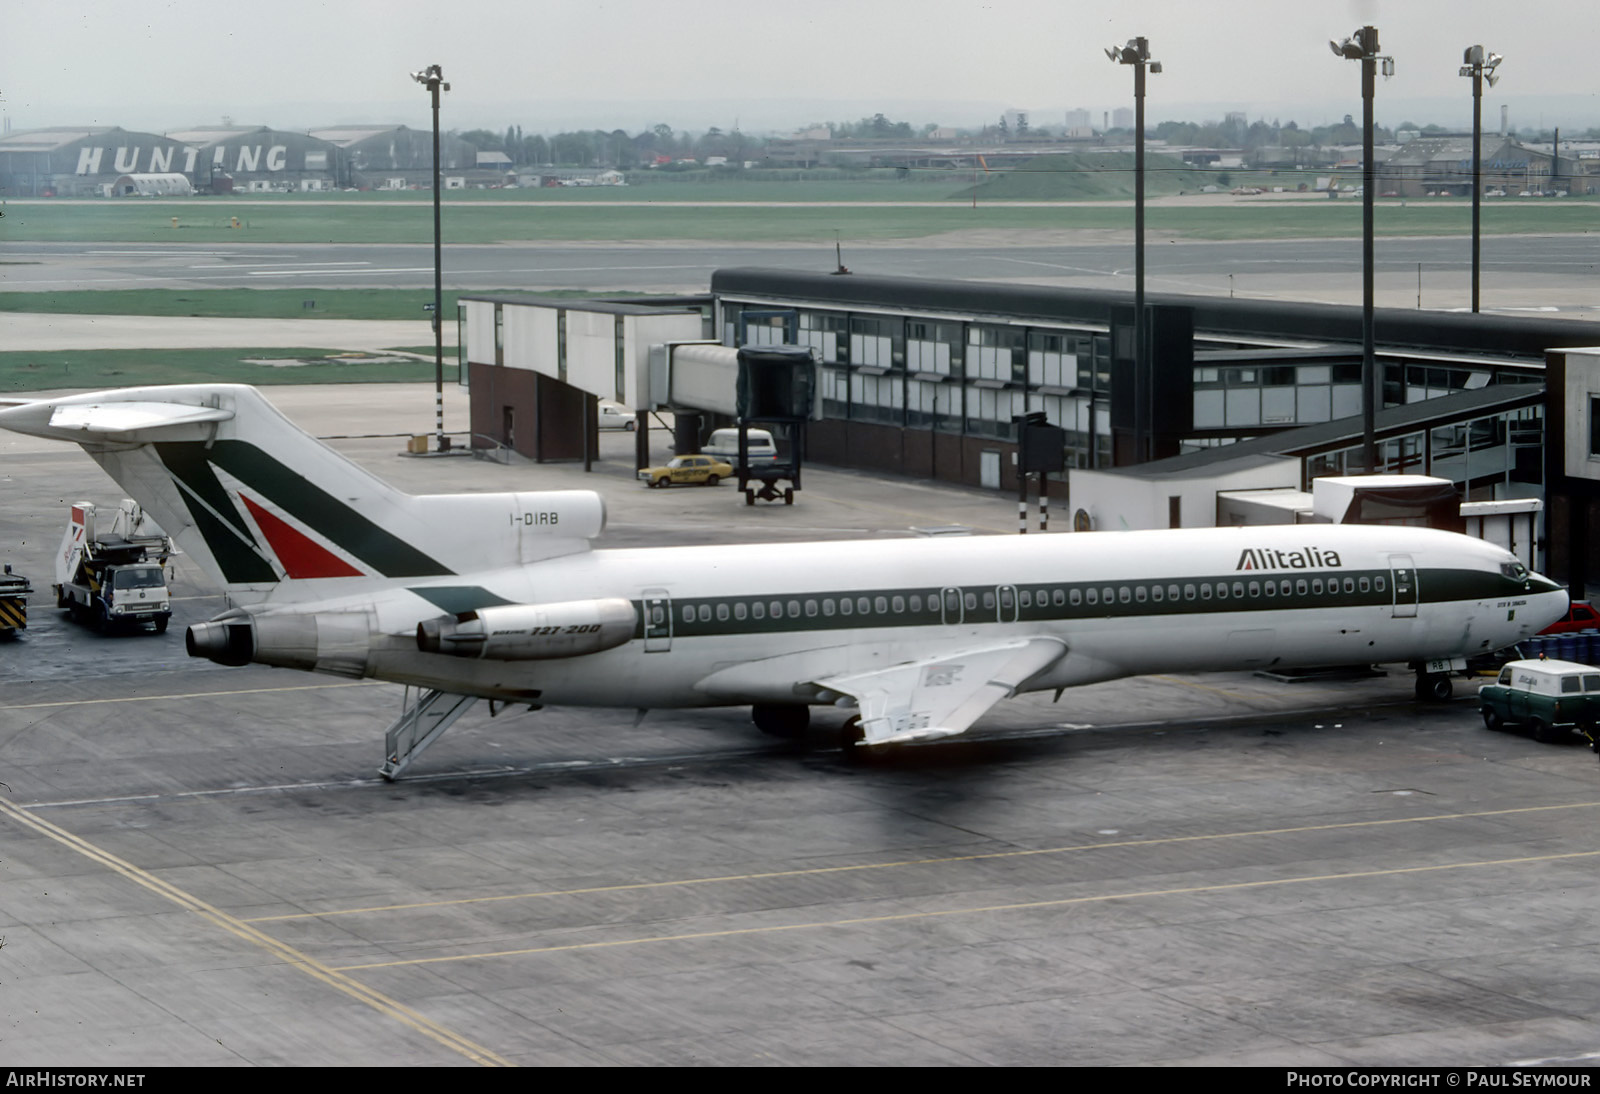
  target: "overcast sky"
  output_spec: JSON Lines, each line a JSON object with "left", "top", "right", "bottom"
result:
{"left": 4, "top": 0, "right": 1597, "bottom": 136}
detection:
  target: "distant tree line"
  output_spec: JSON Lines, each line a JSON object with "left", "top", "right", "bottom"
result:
{"left": 453, "top": 115, "right": 1600, "bottom": 169}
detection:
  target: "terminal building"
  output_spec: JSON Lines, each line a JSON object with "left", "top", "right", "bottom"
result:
{"left": 454, "top": 270, "right": 1600, "bottom": 588}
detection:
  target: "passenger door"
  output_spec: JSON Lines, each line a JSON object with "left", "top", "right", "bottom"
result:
{"left": 1388, "top": 554, "right": 1419, "bottom": 618}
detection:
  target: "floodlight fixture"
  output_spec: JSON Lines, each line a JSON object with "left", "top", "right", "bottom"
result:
{"left": 413, "top": 63, "right": 451, "bottom": 447}
{"left": 1330, "top": 25, "right": 1386, "bottom": 473}
{"left": 1461, "top": 44, "right": 1504, "bottom": 313}
{"left": 1106, "top": 35, "right": 1160, "bottom": 462}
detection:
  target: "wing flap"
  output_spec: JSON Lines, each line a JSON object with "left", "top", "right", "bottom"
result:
{"left": 818, "top": 637, "right": 1066, "bottom": 746}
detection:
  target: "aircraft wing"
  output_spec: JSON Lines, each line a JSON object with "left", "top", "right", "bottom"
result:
{"left": 816, "top": 637, "right": 1066, "bottom": 746}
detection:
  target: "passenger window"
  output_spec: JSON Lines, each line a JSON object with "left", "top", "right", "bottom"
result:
{"left": 1359, "top": 576, "right": 1370, "bottom": 593}
{"left": 1312, "top": 579, "right": 1324, "bottom": 595}
{"left": 1585, "top": 675, "right": 1600, "bottom": 691}
{"left": 1101, "top": 586, "right": 1114, "bottom": 603}
{"left": 1135, "top": 586, "right": 1148, "bottom": 603}
{"left": 1375, "top": 576, "right": 1386, "bottom": 592}
{"left": 1296, "top": 579, "right": 1308, "bottom": 596}
{"left": 1070, "top": 588, "right": 1082, "bottom": 606}
{"left": 891, "top": 596, "right": 905, "bottom": 613}
{"left": 1118, "top": 587, "right": 1131, "bottom": 604}
{"left": 682, "top": 606, "right": 694, "bottom": 623}
{"left": 805, "top": 600, "right": 817, "bottom": 617}
{"left": 1216, "top": 583, "right": 1228, "bottom": 600}
{"left": 1563, "top": 677, "right": 1582, "bottom": 693}
{"left": 698, "top": 604, "right": 712, "bottom": 622}
{"left": 860, "top": 597, "right": 872, "bottom": 615}
{"left": 1201, "top": 584, "right": 1212, "bottom": 600}
{"left": 1498, "top": 667, "right": 1512, "bottom": 685}
{"left": 771, "top": 600, "right": 783, "bottom": 618}
{"left": 787, "top": 600, "right": 801, "bottom": 618}
{"left": 1168, "top": 584, "right": 1180, "bottom": 601}
{"left": 875, "top": 596, "right": 888, "bottom": 614}
{"left": 1151, "top": 585, "right": 1163, "bottom": 602}
{"left": 822, "top": 599, "right": 835, "bottom": 617}
{"left": 840, "top": 598, "right": 852, "bottom": 616}
{"left": 964, "top": 592, "right": 977, "bottom": 611}
{"left": 1020, "top": 590, "right": 1032, "bottom": 609}
{"left": 753, "top": 602, "right": 766, "bottom": 620}
{"left": 716, "top": 604, "right": 729, "bottom": 622}
{"left": 982, "top": 591, "right": 996, "bottom": 610}
{"left": 1086, "top": 588, "right": 1098, "bottom": 606}
{"left": 1054, "top": 589, "right": 1067, "bottom": 606}
{"left": 735, "top": 603, "right": 747, "bottom": 621}
{"left": 651, "top": 606, "right": 664, "bottom": 625}
{"left": 1343, "top": 577, "right": 1355, "bottom": 594}
{"left": 1232, "top": 582, "right": 1245, "bottom": 598}
{"left": 1184, "top": 584, "right": 1196, "bottom": 600}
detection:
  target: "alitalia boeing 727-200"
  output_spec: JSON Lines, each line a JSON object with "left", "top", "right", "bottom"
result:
{"left": 0, "top": 384, "right": 1569, "bottom": 776}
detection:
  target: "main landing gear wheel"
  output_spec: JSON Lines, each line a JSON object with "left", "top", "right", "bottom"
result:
{"left": 1415, "top": 672, "right": 1452, "bottom": 702}
{"left": 752, "top": 703, "right": 809, "bottom": 739}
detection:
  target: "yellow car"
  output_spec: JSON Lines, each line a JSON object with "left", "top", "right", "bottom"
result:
{"left": 638, "top": 454, "right": 734, "bottom": 488}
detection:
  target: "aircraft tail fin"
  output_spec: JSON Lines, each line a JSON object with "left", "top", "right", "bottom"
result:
{"left": 0, "top": 384, "right": 605, "bottom": 606}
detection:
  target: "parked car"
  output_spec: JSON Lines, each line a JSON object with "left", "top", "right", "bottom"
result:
{"left": 701, "top": 427, "right": 778, "bottom": 466}
{"left": 598, "top": 405, "right": 637, "bottom": 431}
{"left": 1478, "top": 659, "right": 1600, "bottom": 742}
{"left": 638, "top": 455, "right": 733, "bottom": 488}
{"left": 1539, "top": 600, "right": 1600, "bottom": 635}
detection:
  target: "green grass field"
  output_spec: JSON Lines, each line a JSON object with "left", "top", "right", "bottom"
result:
{"left": 0, "top": 347, "right": 450, "bottom": 393}
{"left": 4, "top": 192, "right": 1591, "bottom": 244}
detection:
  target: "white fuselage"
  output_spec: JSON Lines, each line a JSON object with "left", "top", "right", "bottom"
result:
{"left": 310, "top": 522, "right": 1566, "bottom": 708}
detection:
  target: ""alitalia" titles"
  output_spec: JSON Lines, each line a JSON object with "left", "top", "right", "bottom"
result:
{"left": 1236, "top": 547, "right": 1343, "bottom": 571}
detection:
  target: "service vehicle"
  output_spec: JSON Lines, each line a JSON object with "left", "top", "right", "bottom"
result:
{"left": 598, "top": 405, "right": 637, "bottom": 431}
{"left": 702, "top": 427, "right": 777, "bottom": 466}
{"left": 0, "top": 564, "right": 31, "bottom": 636}
{"left": 1477, "top": 658, "right": 1600, "bottom": 742}
{"left": 55, "top": 499, "right": 175, "bottom": 634}
{"left": 637, "top": 454, "right": 733, "bottom": 488}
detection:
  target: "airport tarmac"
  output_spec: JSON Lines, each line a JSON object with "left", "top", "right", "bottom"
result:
{"left": 2, "top": 383, "right": 1600, "bottom": 1066}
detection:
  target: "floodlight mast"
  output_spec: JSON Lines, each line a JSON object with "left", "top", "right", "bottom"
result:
{"left": 412, "top": 64, "right": 450, "bottom": 449}
{"left": 1460, "top": 45, "right": 1503, "bottom": 314}
{"left": 1107, "top": 37, "right": 1160, "bottom": 462}
{"left": 1330, "top": 26, "right": 1389, "bottom": 475}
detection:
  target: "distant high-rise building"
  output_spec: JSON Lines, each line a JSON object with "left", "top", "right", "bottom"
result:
{"left": 1065, "top": 108, "right": 1092, "bottom": 130}
{"left": 1112, "top": 107, "right": 1134, "bottom": 130}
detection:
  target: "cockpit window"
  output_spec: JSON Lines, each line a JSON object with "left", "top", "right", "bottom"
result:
{"left": 1501, "top": 561, "right": 1528, "bottom": 581}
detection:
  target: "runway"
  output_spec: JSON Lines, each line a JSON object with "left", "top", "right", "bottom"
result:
{"left": 3, "top": 386, "right": 1599, "bottom": 1065}
{"left": 4, "top": 235, "right": 1598, "bottom": 316}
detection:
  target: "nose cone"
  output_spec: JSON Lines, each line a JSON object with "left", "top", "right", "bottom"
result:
{"left": 1526, "top": 572, "right": 1572, "bottom": 633}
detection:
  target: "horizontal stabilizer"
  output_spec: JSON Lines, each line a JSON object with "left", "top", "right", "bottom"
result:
{"left": 49, "top": 402, "right": 235, "bottom": 437}
{"left": 818, "top": 637, "right": 1067, "bottom": 746}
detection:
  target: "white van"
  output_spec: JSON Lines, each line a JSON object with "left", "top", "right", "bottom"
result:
{"left": 702, "top": 427, "right": 778, "bottom": 466}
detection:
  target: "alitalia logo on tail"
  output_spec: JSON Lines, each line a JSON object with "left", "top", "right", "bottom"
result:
{"left": 1236, "top": 547, "right": 1343, "bottom": 571}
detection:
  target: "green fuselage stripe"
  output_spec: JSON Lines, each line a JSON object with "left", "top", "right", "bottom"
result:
{"left": 634, "top": 567, "right": 1527, "bottom": 641}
